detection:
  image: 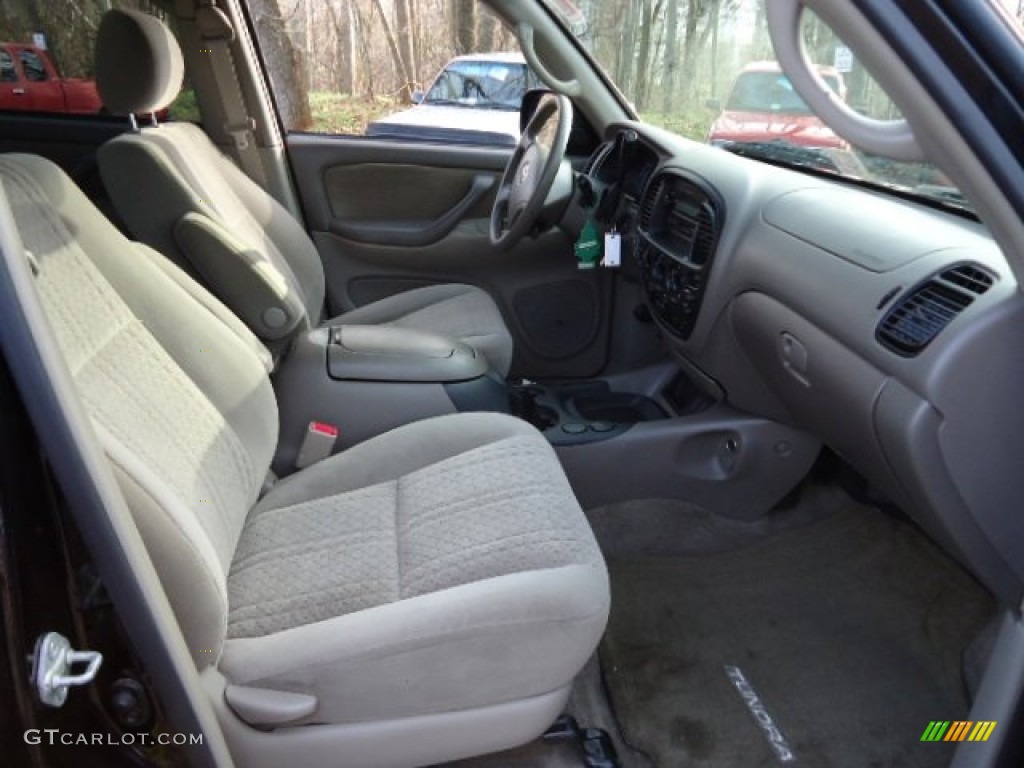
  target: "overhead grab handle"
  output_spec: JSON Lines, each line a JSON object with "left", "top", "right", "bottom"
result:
{"left": 518, "top": 24, "right": 582, "bottom": 98}
{"left": 765, "top": 0, "right": 924, "bottom": 162}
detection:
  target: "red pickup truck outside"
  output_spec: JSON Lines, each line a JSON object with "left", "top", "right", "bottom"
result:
{"left": 707, "top": 61, "right": 847, "bottom": 150}
{"left": 0, "top": 43, "right": 102, "bottom": 114}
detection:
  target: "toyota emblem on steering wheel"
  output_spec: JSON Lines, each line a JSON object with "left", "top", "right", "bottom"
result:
{"left": 518, "top": 161, "right": 531, "bottom": 185}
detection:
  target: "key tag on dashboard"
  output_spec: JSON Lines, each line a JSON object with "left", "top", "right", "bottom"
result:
{"left": 602, "top": 228, "right": 621, "bottom": 268}
{"left": 574, "top": 217, "right": 602, "bottom": 270}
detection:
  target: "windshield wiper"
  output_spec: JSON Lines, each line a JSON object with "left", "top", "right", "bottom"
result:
{"left": 721, "top": 140, "right": 843, "bottom": 175}
{"left": 425, "top": 98, "right": 514, "bottom": 110}
{"left": 914, "top": 184, "right": 971, "bottom": 209}
{"left": 424, "top": 98, "right": 466, "bottom": 107}
{"left": 472, "top": 102, "right": 518, "bottom": 110}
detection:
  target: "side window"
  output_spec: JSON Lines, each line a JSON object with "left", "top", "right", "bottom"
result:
{"left": 0, "top": 51, "right": 17, "bottom": 83}
{"left": 18, "top": 50, "right": 48, "bottom": 82}
{"left": 0, "top": 0, "right": 199, "bottom": 121}
{"left": 252, "top": 0, "right": 533, "bottom": 147}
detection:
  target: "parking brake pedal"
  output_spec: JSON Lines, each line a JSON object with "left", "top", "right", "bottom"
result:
{"left": 543, "top": 714, "right": 620, "bottom": 768}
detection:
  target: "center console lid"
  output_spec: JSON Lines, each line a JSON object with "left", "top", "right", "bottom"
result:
{"left": 326, "top": 325, "right": 488, "bottom": 382}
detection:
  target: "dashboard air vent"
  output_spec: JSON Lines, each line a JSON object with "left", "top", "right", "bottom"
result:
{"left": 877, "top": 282, "right": 973, "bottom": 356}
{"left": 877, "top": 262, "right": 996, "bottom": 356}
{"left": 939, "top": 264, "right": 995, "bottom": 295}
{"left": 640, "top": 177, "right": 665, "bottom": 229}
{"left": 695, "top": 206, "right": 717, "bottom": 263}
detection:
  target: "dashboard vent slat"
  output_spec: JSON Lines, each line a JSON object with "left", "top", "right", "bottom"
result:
{"left": 877, "top": 261, "right": 996, "bottom": 356}
{"left": 877, "top": 281, "right": 973, "bottom": 356}
{"left": 940, "top": 264, "right": 995, "bottom": 295}
{"left": 695, "top": 207, "right": 716, "bottom": 264}
{"left": 640, "top": 177, "right": 665, "bottom": 229}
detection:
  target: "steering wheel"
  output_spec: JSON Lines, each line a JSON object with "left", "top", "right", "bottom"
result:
{"left": 489, "top": 92, "right": 572, "bottom": 250}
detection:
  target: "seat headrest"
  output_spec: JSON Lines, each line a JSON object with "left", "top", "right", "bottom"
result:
{"left": 95, "top": 9, "right": 184, "bottom": 116}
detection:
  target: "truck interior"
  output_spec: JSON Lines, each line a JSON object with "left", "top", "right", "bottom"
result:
{"left": 0, "top": 1, "right": 1022, "bottom": 767}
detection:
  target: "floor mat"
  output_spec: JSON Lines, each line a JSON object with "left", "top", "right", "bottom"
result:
{"left": 600, "top": 507, "right": 995, "bottom": 768}
{"left": 437, "top": 738, "right": 580, "bottom": 768}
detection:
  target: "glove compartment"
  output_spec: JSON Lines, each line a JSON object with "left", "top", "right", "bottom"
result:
{"left": 730, "top": 291, "right": 909, "bottom": 508}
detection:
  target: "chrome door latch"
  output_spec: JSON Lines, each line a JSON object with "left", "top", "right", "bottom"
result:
{"left": 32, "top": 632, "right": 103, "bottom": 707}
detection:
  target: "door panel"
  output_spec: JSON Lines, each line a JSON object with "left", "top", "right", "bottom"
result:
{"left": 288, "top": 134, "right": 612, "bottom": 379}
{"left": 323, "top": 163, "right": 495, "bottom": 223}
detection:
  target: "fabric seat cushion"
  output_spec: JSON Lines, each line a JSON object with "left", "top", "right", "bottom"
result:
{"left": 101, "top": 126, "right": 514, "bottom": 374}
{"left": 333, "top": 283, "right": 514, "bottom": 376}
{"left": 1, "top": 153, "right": 278, "bottom": 665}
{"left": 220, "top": 412, "right": 608, "bottom": 723}
{"left": 99, "top": 123, "right": 326, "bottom": 324}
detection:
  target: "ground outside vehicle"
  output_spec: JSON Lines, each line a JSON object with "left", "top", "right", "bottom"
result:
{"left": 0, "top": 43, "right": 101, "bottom": 114}
{"left": 367, "top": 52, "right": 538, "bottom": 146}
{"left": 707, "top": 61, "right": 846, "bottom": 149}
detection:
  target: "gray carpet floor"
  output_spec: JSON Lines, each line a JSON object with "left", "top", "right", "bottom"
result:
{"left": 585, "top": 482, "right": 854, "bottom": 561}
{"left": 599, "top": 505, "right": 995, "bottom": 768}
{"left": 438, "top": 738, "right": 580, "bottom": 768}
{"left": 439, "top": 655, "right": 650, "bottom": 768}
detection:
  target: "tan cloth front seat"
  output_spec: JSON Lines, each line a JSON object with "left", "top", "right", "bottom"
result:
{"left": 94, "top": 9, "right": 515, "bottom": 376}
{"left": 0, "top": 153, "right": 608, "bottom": 767}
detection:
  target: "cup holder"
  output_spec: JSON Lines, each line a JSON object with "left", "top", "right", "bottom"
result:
{"left": 510, "top": 385, "right": 559, "bottom": 430}
{"left": 570, "top": 392, "right": 667, "bottom": 423}
{"left": 510, "top": 380, "right": 669, "bottom": 443}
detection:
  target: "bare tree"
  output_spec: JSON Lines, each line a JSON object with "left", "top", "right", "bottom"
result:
{"left": 750, "top": 0, "right": 773, "bottom": 60}
{"left": 477, "top": 8, "right": 496, "bottom": 51}
{"left": 616, "top": 0, "right": 639, "bottom": 94}
{"left": 661, "top": 0, "right": 680, "bottom": 113}
{"left": 678, "top": 0, "right": 701, "bottom": 106}
{"left": 327, "top": 0, "right": 355, "bottom": 94}
{"left": 452, "top": 0, "right": 475, "bottom": 54}
{"left": 410, "top": 0, "right": 423, "bottom": 82}
{"left": 249, "top": 0, "right": 311, "bottom": 129}
{"left": 634, "top": 0, "right": 666, "bottom": 110}
{"left": 371, "top": 0, "right": 414, "bottom": 99}
{"left": 394, "top": 0, "right": 418, "bottom": 88}
{"left": 352, "top": 0, "right": 376, "bottom": 98}
{"left": 693, "top": 0, "right": 722, "bottom": 98}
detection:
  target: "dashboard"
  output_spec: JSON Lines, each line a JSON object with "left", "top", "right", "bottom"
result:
{"left": 583, "top": 122, "right": 1024, "bottom": 606}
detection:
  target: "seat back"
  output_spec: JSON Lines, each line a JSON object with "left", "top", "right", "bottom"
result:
{"left": 0, "top": 153, "right": 278, "bottom": 666}
{"left": 95, "top": 9, "right": 325, "bottom": 342}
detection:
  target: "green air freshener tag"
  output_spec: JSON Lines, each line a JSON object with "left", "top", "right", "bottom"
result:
{"left": 574, "top": 217, "right": 602, "bottom": 270}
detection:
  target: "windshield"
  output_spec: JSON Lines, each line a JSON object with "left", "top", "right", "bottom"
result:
{"left": 542, "top": 0, "right": 975, "bottom": 215}
{"left": 425, "top": 59, "right": 533, "bottom": 110}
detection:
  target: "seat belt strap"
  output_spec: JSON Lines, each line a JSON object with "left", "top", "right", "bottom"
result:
{"left": 195, "top": 2, "right": 268, "bottom": 188}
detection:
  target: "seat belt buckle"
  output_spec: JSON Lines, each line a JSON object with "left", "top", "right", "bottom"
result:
{"left": 225, "top": 118, "right": 256, "bottom": 150}
{"left": 295, "top": 421, "right": 338, "bottom": 469}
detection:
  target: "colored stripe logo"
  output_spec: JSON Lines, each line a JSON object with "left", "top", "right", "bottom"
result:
{"left": 921, "top": 721, "right": 996, "bottom": 742}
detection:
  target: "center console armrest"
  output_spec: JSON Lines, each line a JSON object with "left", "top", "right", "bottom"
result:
{"left": 327, "top": 325, "right": 489, "bottom": 382}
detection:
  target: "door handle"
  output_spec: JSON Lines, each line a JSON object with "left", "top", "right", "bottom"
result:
{"left": 778, "top": 332, "right": 810, "bottom": 387}
{"left": 13, "top": 88, "right": 25, "bottom": 95}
